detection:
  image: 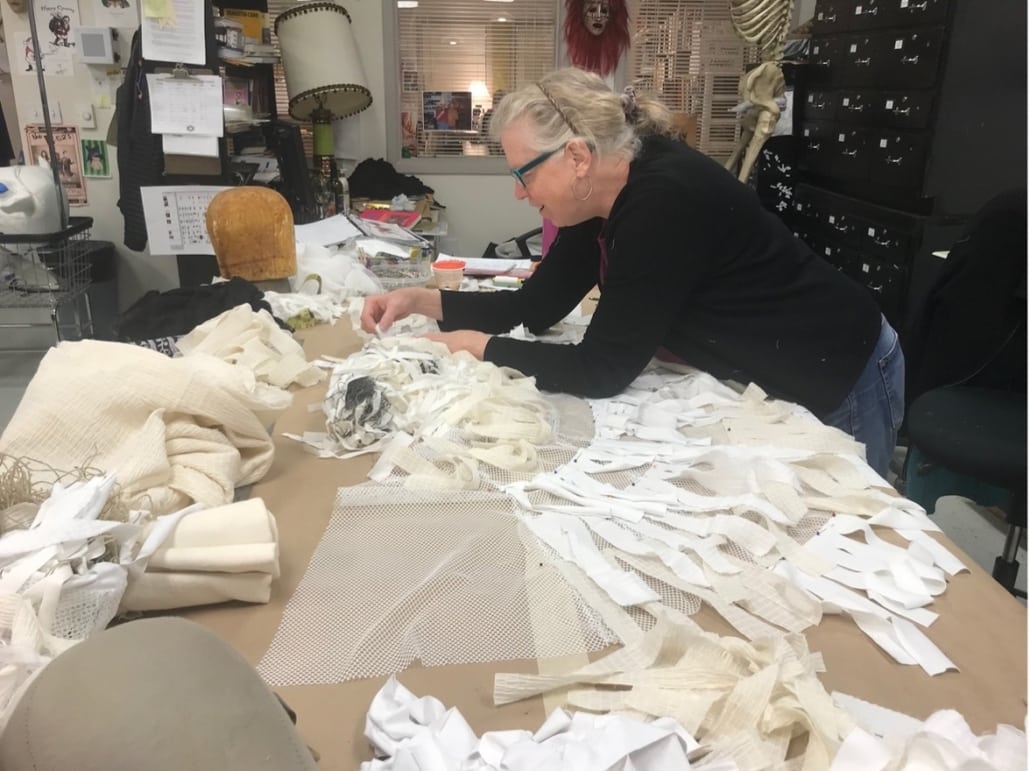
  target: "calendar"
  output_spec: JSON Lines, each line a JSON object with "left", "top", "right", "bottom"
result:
{"left": 140, "top": 185, "right": 229, "bottom": 256}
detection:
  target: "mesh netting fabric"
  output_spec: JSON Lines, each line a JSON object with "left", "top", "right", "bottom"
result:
{"left": 257, "top": 487, "right": 617, "bottom": 686}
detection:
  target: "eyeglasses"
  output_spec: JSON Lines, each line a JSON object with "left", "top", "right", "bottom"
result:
{"left": 510, "top": 145, "right": 564, "bottom": 188}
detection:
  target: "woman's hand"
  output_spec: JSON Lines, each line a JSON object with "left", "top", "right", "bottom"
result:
{"left": 360, "top": 288, "right": 442, "bottom": 334}
{"left": 422, "top": 330, "right": 490, "bottom": 360}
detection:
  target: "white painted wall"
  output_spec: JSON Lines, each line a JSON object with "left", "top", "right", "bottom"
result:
{"left": 794, "top": 0, "right": 817, "bottom": 26}
{"left": 0, "top": 0, "right": 536, "bottom": 317}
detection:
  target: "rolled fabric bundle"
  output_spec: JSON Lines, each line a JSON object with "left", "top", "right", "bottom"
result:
{"left": 120, "top": 498, "right": 280, "bottom": 612}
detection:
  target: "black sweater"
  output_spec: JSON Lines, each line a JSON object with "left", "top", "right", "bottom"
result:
{"left": 440, "top": 136, "right": 881, "bottom": 416}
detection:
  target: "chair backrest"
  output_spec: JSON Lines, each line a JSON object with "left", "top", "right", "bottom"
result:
{"left": 905, "top": 188, "right": 1027, "bottom": 403}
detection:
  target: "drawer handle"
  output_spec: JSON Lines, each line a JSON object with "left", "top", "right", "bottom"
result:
{"left": 833, "top": 223, "right": 849, "bottom": 232}
{"left": 858, "top": 7, "right": 878, "bottom": 15}
{"left": 901, "top": 55, "right": 921, "bottom": 64}
{"left": 886, "top": 156, "right": 904, "bottom": 165}
{"left": 873, "top": 237, "right": 894, "bottom": 246}
{"left": 906, "top": 1, "right": 929, "bottom": 9}
{"left": 843, "top": 149, "right": 858, "bottom": 156}
{"left": 854, "top": 57, "right": 872, "bottom": 66}
{"left": 810, "top": 142, "right": 822, "bottom": 150}
{"left": 817, "top": 58, "right": 832, "bottom": 67}
{"left": 891, "top": 106, "right": 912, "bottom": 115}
{"left": 822, "top": 13, "right": 837, "bottom": 21}
{"left": 845, "top": 104, "right": 866, "bottom": 112}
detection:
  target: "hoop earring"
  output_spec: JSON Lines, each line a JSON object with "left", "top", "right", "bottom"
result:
{"left": 571, "top": 176, "right": 593, "bottom": 202}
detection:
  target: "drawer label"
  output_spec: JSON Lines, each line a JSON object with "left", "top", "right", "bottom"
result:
{"left": 838, "top": 133, "right": 845, "bottom": 141}
{"left": 901, "top": 0, "right": 909, "bottom": 7}
{"left": 825, "top": 247, "right": 832, "bottom": 256}
{"left": 862, "top": 263, "right": 870, "bottom": 273}
{"left": 842, "top": 97, "right": 850, "bottom": 106}
{"left": 855, "top": 5, "right": 862, "bottom": 13}
{"left": 829, "top": 215, "right": 836, "bottom": 223}
{"left": 868, "top": 227, "right": 876, "bottom": 237}
{"left": 850, "top": 43, "right": 858, "bottom": 52}
{"left": 880, "top": 138, "right": 888, "bottom": 148}
{"left": 895, "top": 39, "right": 904, "bottom": 49}
{"left": 885, "top": 99, "right": 895, "bottom": 108}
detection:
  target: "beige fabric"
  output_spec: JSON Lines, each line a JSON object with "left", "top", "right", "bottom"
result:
{"left": 495, "top": 610, "right": 853, "bottom": 771}
{"left": 121, "top": 570, "right": 274, "bottom": 611}
{"left": 0, "top": 617, "right": 317, "bottom": 771}
{"left": 176, "top": 304, "right": 326, "bottom": 390}
{"left": 0, "top": 341, "right": 286, "bottom": 515}
{"left": 122, "top": 499, "right": 280, "bottom": 612}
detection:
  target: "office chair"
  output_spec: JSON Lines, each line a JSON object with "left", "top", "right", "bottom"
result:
{"left": 902, "top": 188, "right": 1027, "bottom": 596}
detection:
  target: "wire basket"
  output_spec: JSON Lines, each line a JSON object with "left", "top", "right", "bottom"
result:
{"left": 0, "top": 217, "right": 94, "bottom": 309}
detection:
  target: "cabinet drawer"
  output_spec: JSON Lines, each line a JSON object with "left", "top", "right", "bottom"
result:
{"left": 836, "top": 90, "right": 877, "bottom": 123}
{"left": 849, "top": 0, "right": 888, "bottom": 31}
{"left": 804, "top": 90, "right": 838, "bottom": 121}
{"left": 875, "top": 28, "right": 946, "bottom": 89}
{"left": 877, "top": 0, "right": 949, "bottom": 29}
{"left": 873, "top": 90, "right": 935, "bottom": 129}
{"left": 852, "top": 215, "right": 917, "bottom": 264}
{"left": 845, "top": 255, "right": 908, "bottom": 324}
{"left": 812, "top": 0, "right": 852, "bottom": 34}
{"left": 867, "top": 130, "right": 930, "bottom": 187}
{"left": 808, "top": 37, "right": 847, "bottom": 87}
{"left": 799, "top": 122, "right": 837, "bottom": 177}
{"left": 829, "top": 126, "right": 870, "bottom": 180}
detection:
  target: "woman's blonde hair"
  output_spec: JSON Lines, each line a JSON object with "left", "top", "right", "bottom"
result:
{"left": 488, "top": 67, "right": 674, "bottom": 159}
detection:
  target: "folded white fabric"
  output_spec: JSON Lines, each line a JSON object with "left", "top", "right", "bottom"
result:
{"left": 176, "top": 304, "right": 325, "bottom": 390}
{"left": 360, "top": 676, "right": 727, "bottom": 771}
{"left": 120, "top": 498, "right": 280, "bottom": 612}
{"left": 0, "top": 340, "right": 285, "bottom": 515}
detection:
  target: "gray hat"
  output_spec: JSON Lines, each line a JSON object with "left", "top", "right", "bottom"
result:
{"left": 0, "top": 617, "right": 318, "bottom": 770}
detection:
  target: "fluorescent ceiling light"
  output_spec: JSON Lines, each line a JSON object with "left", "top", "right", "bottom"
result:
{"left": 397, "top": 0, "right": 418, "bottom": 7}
{"left": 485, "top": 1, "right": 514, "bottom": 3}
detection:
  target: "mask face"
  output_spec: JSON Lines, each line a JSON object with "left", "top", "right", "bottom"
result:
{"left": 582, "top": 1, "right": 611, "bottom": 37}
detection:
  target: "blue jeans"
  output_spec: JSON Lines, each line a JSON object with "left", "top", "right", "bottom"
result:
{"left": 821, "top": 316, "right": 906, "bottom": 478}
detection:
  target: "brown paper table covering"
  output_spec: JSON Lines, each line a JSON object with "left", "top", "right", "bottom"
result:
{"left": 179, "top": 321, "right": 1028, "bottom": 770}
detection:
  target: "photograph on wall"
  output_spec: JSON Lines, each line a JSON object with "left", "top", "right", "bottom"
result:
{"left": 81, "top": 138, "right": 111, "bottom": 178}
{"left": 24, "top": 123, "right": 87, "bottom": 206}
{"left": 29, "top": 0, "right": 81, "bottom": 77}
{"left": 422, "top": 91, "right": 472, "bottom": 132}
{"left": 400, "top": 110, "right": 417, "bottom": 157}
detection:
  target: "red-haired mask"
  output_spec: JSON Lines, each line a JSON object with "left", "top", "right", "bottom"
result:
{"left": 564, "top": 0, "right": 630, "bottom": 76}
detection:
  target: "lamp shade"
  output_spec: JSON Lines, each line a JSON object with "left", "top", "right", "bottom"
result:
{"left": 274, "top": 2, "right": 372, "bottom": 121}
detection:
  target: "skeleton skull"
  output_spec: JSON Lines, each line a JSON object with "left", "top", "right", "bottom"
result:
{"left": 582, "top": 1, "right": 611, "bottom": 36}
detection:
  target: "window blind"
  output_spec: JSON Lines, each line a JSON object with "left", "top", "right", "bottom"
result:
{"left": 395, "top": 0, "right": 557, "bottom": 159}
{"left": 628, "top": 1, "right": 759, "bottom": 160}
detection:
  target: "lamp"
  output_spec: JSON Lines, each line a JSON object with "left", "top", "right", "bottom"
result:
{"left": 274, "top": 2, "right": 372, "bottom": 164}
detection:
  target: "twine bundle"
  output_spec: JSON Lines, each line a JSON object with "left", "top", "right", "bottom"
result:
{"left": 0, "top": 453, "right": 133, "bottom": 534}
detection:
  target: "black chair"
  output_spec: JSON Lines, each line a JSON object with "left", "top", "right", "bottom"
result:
{"left": 906, "top": 387, "right": 1026, "bottom": 596}
{"left": 902, "top": 188, "right": 1027, "bottom": 596}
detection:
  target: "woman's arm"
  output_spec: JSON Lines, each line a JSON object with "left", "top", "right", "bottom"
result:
{"left": 439, "top": 218, "right": 603, "bottom": 334}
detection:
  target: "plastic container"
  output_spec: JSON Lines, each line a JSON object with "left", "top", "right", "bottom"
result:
{"left": 432, "top": 259, "right": 465, "bottom": 290}
{"left": 356, "top": 237, "right": 431, "bottom": 289}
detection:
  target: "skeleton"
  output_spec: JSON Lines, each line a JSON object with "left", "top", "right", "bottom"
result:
{"left": 724, "top": 0, "right": 795, "bottom": 183}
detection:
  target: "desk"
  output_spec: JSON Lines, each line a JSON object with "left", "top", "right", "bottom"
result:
{"left": 181, "top": 322, "right": 1027, "bottom": 770}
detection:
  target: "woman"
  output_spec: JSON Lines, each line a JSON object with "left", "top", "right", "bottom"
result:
{"left": 360, "top": 68, "right": 904, "bottom": 476}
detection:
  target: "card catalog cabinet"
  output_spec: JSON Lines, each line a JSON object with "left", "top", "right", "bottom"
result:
{"left": 791, "top": 0, "right": 1026, "bottom": 331}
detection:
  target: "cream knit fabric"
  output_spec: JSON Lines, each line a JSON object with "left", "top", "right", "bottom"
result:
{"left": 0, "top": 341, "right": 286, "bottom": 515}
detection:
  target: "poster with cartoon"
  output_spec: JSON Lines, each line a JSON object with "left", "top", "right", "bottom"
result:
{"left": 24, "top": 124, "right": 87, "bottom": 206}
{"left": 29, "top": 0, "right": 81, "bottom": 77}
{"left": 81, "top": 138, "right": 111, "bottom": 178}
{"left": 94, "top": 0, "right": 137, "bottom": 29}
